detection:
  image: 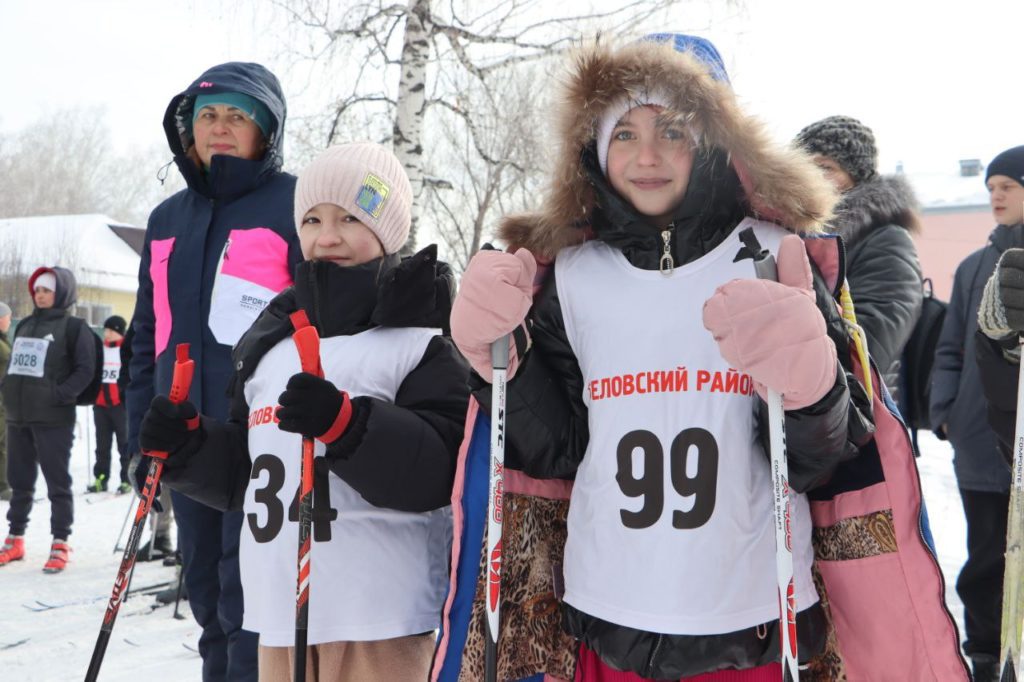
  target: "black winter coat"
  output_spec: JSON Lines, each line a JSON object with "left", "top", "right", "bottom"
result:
{"left": 975, "top": 330, "right": 1019, "bottom": 465}
{"left": 2, "top": 267, "right": 96, "bottom": 427}
{"left": 830, "top": 175, "right": 923, "bottom": 398}
{"left": 158, "top": 247, "right": 470, "bottom": 515}
{"left": 931, "top": 224, "right": 1022, "bottom": 492}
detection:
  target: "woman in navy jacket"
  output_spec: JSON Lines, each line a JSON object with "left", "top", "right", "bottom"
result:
{"left": 126, "top": 62, "right": 302, "bottom": 682}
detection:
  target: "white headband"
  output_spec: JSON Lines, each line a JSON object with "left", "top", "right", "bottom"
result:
{"left": 595, "top": 91, "right": 673, "bottom": 175}
{"left": 34, "top": 272, "right": 56, "bottom": 292}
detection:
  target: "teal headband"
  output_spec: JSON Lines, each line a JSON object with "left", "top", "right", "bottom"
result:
{"left": 192, "top": 92, "right": 273, "bottom": 137}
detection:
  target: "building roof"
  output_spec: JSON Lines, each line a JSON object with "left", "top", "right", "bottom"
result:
{"left": 903, "top": 168, "right": 989, "bottom": 211}
{"left": 0, "top": 214, "right": 144, "bottom": 293}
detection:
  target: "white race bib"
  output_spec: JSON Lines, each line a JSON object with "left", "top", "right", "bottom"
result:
{"left": 9, "top": 337, "right": 50, "bottom": 378}
{"left": 102, "top": 345, "right": 121, "bottom": 384}
{"left": 556, "top": 220, "right": 818, "bottom": 636}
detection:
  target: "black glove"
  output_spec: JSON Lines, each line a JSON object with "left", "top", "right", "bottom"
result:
{"left": 277, "top": 372, "right": 353, "bottom": 443}
{"left": 999, "top": 248, "right": 1024, "bottom": 333}
{"left": 127, "top": 452, "right": 163, "bottom": 512}
{"left": 140, "top": 395, "right": 202, "bottom": 460}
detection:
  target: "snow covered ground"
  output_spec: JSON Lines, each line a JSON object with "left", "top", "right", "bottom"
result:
{"left": 0, "top": 411, "right": 970, "bottom": 680}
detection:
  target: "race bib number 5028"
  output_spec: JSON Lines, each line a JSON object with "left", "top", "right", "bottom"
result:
{"left": 8, "top": 337, "right": 50, "bottom": 378}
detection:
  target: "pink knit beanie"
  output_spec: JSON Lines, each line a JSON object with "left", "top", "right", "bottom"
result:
{"left": 294, "top": 142, "right": 413, "bottom": 255}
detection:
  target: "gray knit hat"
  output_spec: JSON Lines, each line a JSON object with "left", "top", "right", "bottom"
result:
{"left": 294, "top": 142, "right": 413, "bottom": 255}
{"left": 0, "top": 302, "right": 10, "bottom": 318}
{"left": 795, "top": 115, "right": 878, "bottom": 185}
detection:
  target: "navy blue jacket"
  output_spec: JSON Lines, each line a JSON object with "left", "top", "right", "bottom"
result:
{"left": 127, "top": 62, "right": 302, "bottom": 453}
{"left": 930, "top": 223, "right": 1023, "bottom": 492}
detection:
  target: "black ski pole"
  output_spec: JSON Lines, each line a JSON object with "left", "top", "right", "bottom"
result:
{"left": 172, "top": 566, "right": 186, "bottom": 621}
{"left": 85, "top": 344, "right": 194, "bottom": 682}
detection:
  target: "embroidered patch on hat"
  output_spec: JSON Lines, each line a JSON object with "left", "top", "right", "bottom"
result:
{"left": 355, "top": 173, "right": 390, "bottom": 219}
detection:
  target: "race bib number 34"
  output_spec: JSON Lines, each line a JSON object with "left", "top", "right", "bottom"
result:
{"left": 9, "top": 337, "right": 50, "bottom": 378}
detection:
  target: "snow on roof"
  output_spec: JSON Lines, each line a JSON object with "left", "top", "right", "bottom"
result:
{"left": 0, "top": 214, "right": 143, "bottom": 293}
{"left": 900, "top": 167, "right": 989, "bottom": 211}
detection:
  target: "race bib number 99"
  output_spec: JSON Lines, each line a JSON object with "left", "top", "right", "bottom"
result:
{"left": 8, "top": 337, "right": 50, "bottom": 378}
{"left": 616, "top": 428, "right": 719, "bottom": 530}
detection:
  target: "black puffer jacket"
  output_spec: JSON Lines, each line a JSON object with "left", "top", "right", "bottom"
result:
{"left": 830, "top": 174, "right": 923, "bottom": 398}
{"left": 2, "top": 267, "right": 97, "bottom": 427}
{"left": 159, "top": 246, "right": 469, "bottom": 513}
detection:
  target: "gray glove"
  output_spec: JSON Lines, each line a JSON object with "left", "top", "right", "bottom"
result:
{"left": 999, "top": 248, "right": 1024, "bottom": 333}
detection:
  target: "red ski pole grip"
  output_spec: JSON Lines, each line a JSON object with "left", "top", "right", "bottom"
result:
{"left": 290, "top": 311, "right": 322, "bottom": 378}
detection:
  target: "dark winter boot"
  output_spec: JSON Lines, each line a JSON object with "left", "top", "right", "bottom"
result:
{"left": 155, "top": 575, "right": 187, "bottom": 605}
{"left": 972, "top": 654, "right": 998, "bottom": 682}
{"left": 137, "top": 531, "right": 173, "bottom": 562}
{"left": 162, "top": 549, "right": 182, "bottom": 567}
{"left": 85, "top": 475, "right": 108, "bottom": 493}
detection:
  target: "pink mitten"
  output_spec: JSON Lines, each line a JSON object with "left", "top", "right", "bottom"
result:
{"left": 702, "top": 235, "right": 837, "bottom": 410}
{"left": 452, "top": 248, "right": 537, "bottom": 382}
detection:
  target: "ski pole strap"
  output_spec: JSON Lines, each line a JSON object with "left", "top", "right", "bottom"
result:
{"left": 317, "top": 391, "right": 353, "bottom": 445}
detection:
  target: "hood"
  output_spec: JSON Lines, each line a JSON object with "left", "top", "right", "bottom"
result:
{"left": 163, "top": 62, "right": 287, "bottom": 199}
{"left": 499, "top": 40, "right": 837, "bottom": 259}
{"left": 829, "top": 174, "right": 922, "bottom": 248}
{"left": 27, "top": 266, "right": 76, "bottom": 311}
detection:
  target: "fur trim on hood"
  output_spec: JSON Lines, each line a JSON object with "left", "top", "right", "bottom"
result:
{"left": 829, "top": 174, "right": 921, "bottom": 248}
{"left": 499, "top": 40, "right": 837, "bottom": 259}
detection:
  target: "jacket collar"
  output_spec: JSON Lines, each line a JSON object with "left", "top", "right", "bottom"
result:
{"left": 163, "top": 62, "right": 287, "bottom": 201}
{"left": 232, "top": 245, "right": 454, "bottom": 387}
{"left": 583, "top": 145, "right": 746, "bottom": 270}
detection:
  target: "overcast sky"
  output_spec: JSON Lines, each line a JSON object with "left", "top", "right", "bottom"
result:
{"left": 2, "top": 0, "right": 1021, "bottom": 177}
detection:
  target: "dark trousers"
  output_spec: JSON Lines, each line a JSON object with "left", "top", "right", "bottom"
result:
{"left": 957, "top": 488, "right": 1010, "bottom": 658}
{"left": 92, "top": 403, "right": 128, "bottom": 484}
{"left": 0, "top": 404, "right": 8, "bottom": 492}
{"left": 171, "top": 490, "right": 257, "bottom": 682}
{"left": 6, "top": 424, "right": 74, "bottom": 539}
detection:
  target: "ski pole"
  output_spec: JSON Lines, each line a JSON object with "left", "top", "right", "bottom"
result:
{"left": 737, "top": 229, "right": 799, "bottom": 682}
{"left": 485, "top": 335, "right": 509, "bottom": 682}
{"left": 1000, "top": 335, "right": 1024, "bottom": 682}
{"left": 112, "top": 495, "right": 133, "bottom": 553}
{"left": 85, "top": 343, "right": 194, "bottom": 682}
{"left": 290, "top": 311, "right": 322, "bottom": 682}
{"left": 172, "top": 566, "right": 186, "bottom": 621}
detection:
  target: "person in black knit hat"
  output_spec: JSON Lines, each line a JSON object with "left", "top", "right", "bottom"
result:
{"left": 933, "top": 143, "right": 1024, "bottom": 682}
{"left": 86, "top": 315, "right": 131, "bottom": 494}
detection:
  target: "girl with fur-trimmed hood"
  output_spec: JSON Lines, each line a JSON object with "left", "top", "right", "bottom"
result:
{"left": 433, "top": 35, "right": 967, "bottom": 682}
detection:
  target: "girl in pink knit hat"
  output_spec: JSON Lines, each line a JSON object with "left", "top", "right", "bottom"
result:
{"left": 137, "top": 141, "right": 469, "bottom": 682}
